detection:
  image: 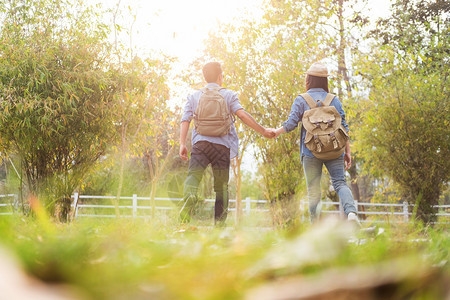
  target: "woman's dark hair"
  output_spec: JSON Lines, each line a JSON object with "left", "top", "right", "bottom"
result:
{"left": 305, "top": 75, "right": 329, "bottom": 92}
{"left": 202, "top": 62, "right": 222, "bottom": 83}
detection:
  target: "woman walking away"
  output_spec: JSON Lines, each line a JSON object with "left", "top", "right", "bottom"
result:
{"left": 274, "top": 62, "right": 360, "bottom": 225}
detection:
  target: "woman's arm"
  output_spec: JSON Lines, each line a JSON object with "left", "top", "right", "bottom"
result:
{"left": 274, "top": 126, "right": 286, "bottom": 138}
{"left": 344, "top": 140, "right": 352, "bottom": 170}
{"left": 282, "top": 96, "right": 305, "bottom": 133}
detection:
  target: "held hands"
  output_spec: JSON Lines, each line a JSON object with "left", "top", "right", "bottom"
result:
{"left": 262, "top": 127, "right": 285, "bottom": 139}
{"left": 274, "top": 127, "right": 284, "bottom": 138}
{"left": 263, "top": 128, "right": 277, "bottom": 139}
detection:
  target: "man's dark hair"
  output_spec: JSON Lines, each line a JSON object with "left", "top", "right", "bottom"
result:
{"left": 202, "top": 62, "right": 222, "bottom": 83}
{"left": 306, "top": 75, "right": 329, "bottom": 92}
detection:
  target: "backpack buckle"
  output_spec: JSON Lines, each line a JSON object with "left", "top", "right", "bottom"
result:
{"left": 314, "top": 135, "right": 322, "bottom": 152}
{"left": 330, "top": 133, "right": 338, "bottom": 149}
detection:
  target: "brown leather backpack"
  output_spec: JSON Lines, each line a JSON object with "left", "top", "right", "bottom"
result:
{"left": 193, "top": 86, "right": 232, "bottom": 137}
{"left": 301, "top": 93, "right": 349, "bottom": 160}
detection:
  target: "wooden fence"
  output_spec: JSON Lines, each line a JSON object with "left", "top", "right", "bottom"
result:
{"left": 1, "top": 193, "right": 449, "bottom": 224}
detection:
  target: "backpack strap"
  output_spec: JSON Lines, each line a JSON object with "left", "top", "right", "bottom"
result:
{"left": 323, "top": 93, "right": 336, "bottom": 106}
{"left": 301, "top": 93, "right": 318, "bottom": 109}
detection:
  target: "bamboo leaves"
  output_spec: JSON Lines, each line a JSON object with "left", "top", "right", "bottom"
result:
{"left": 0, "top": 0, "right": 119, "bottom": 220}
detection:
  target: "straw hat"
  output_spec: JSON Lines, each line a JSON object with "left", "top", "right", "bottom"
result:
{"left": 306, "top": 62, "right": 329, "bottom": 77}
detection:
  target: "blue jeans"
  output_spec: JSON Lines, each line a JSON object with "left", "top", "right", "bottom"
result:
{"left": 302, "top": 155, "right": 356, "bottom": 222}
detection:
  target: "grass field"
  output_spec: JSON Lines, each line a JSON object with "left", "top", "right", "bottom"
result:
{"left": 0, "top": 214, "right": 448, "bottom": 300}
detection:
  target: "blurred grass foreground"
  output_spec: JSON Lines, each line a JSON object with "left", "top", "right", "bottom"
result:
{"left": 0, "top": 214, "right": 448, "bottom": 300}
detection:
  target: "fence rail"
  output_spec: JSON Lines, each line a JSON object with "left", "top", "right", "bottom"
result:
{"left": 70, "top": 194, "right": 450, "bottom": 223}
{"left": 0, "top": 194, "right": 18, "bottom": 215}
{"left": 0, "top": 194, "right": 449, "bottom": 224}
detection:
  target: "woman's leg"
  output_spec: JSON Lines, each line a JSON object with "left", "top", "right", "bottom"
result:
{"left": 324, "top": 157, "right": 357, "bottom": 216}
{"left": 302, "top": 155, "right": 323, "bottom": 222}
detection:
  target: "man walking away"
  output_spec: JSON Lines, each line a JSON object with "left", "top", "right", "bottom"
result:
{"left": 179, "top": 62, "right": 275, "bottom": 226}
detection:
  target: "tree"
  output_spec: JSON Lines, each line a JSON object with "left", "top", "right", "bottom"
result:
{"left": 104, "top": 0, "right": 176, "bottom": 217}
{"left": 355, "top": 0, "right": 450, "bottom": 223}
{"left": 109, "top": 54, "right": 172, "bottom": 216}
{"left": 329, "top": 0, "right": 370, "bottom": 206}
{"left": 202, "top": 0, "right": 338, "bottom": 225}
{"left": 0, "top": 0, "right": 118, "bottom": 220}
{"left": 141, "top": 105, "right": 179, "bottom": 218}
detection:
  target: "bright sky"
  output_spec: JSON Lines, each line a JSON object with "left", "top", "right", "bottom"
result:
{"left": 92, "top": 0, "right": 392, "bottom": 172}
{"left": 101, "top": 0, "right": 391, "bottom": 59}
{"left": 94, "top": 0, "right": 391, "bottom": 99}
{"left": 91, "top": 0, "right": 265, "bottom": 109}
{"left": 128, "top": 0, "right": 264, "bottom": 61}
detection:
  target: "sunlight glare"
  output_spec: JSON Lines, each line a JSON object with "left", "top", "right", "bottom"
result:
{"left": 101, "top": 0, "right": 264, "bottom": 61}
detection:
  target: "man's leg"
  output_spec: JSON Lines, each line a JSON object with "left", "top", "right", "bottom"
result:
{"left": 181, "top": 142, "right": 209, "bottom": 222}
{"left": 324, "top": 157, "right": 357, "bottom": 216}
{"left": 302, "top": 155, "right": 323, "bottom": 223}
{"left": 208, "top": 144, "right": 230, "bottom": 226}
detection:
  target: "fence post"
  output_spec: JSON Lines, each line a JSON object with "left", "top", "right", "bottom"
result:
{"left": 132, "top": 194, "right": 138, "bottom": 218}
{"left": 354, "top": 200, "right": 359, "bottom": 213}
{"left": 245, "top": 197, "right": 251, "bottom": 215}
{"left": 13, "top": 194, "right": 19, "bottom": 212}
{"left": 403, "top": 201, "right": 409, "bottom": 222}
{"left": 73, "top": 193, "right": 79, "bottom": 219}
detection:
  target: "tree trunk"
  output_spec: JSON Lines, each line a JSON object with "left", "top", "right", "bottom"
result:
{"left": 232, "top": 138, "right": 249, "bottom": 227}
{"left": 150, "top": 178, "right": 157, "bottom": 218}
{"left": 335, "top": 0, "right": 361, "bottom": 216}
{"left": 147, "top": 143, "right": 175, "bottom": 219}
{"left": 19, "top": 159, "right": 24, "bottom": 213}
{"left": 58, "top": 196, "right": 71, "bottom": 222}
{"left": 414, "top": 189, "right": 439, "bottom": 224}
{"left": 235, "top": 159, "right": 242, "bottom": 226}
{"left": 115, "top": 134, "right": 126, "bottom": 218}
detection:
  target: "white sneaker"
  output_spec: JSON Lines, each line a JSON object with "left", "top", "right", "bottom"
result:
{"left": 347, "top": 212, "right": 361, "bottom": 227}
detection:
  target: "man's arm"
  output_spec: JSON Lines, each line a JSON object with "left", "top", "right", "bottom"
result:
{"left": 235, "top": 109, "right": 275, "bottom": 138}
{"left": 179, "top": 121, "right": 190, "bottom": 160}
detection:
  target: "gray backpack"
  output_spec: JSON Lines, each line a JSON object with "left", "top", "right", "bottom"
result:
{"left": 193, "top": 86, "right": 232, "bottom": 137}
{"left": 301, "top": 93, "right": 349, "bottom": 160}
